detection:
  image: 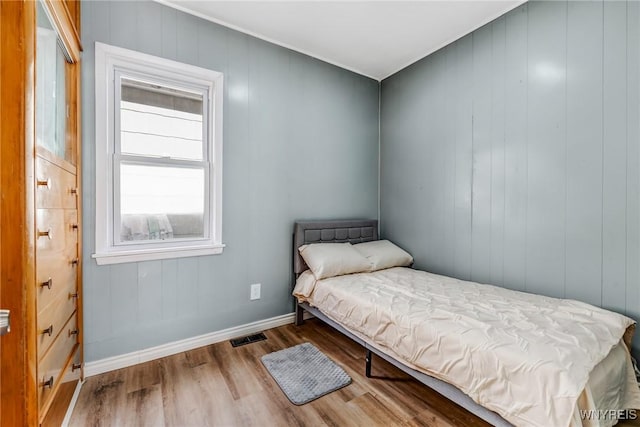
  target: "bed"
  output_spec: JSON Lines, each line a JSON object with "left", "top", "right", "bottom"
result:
{"left": 291, "top": 219, "right": 640, "bottom": 427}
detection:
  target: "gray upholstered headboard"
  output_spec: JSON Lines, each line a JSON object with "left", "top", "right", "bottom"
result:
{"left": 293, "top": 219, "right": 379, "bottom": 275}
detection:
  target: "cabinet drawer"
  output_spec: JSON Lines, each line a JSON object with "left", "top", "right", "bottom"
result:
{"left": 36, "top": 209, "right": 78, "bottom": 258}
{"left": 35, "top": 156, "right": 78, "bottom": 209}
{"left": 39, "top": 345, "right": 81, "bottom": 426}
{"left": 37, "top": 285, "right": 77, "bottom": 360}
{"left": 36, "top": 256, "right": 77, "bottom": 317}
{"left": 61, "top": 344, "right": 82, "bottom": 385}
{"left": 38, "top": 314, "right": 79, "bottom": 412}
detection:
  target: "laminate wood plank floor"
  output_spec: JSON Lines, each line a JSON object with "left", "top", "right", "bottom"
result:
{"left": 67, "top": 320, "right": 492, "bottom": 426}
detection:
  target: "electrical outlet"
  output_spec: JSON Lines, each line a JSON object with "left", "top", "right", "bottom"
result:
{"left": 250, "top": 283, "right": 261, "bottom": 300}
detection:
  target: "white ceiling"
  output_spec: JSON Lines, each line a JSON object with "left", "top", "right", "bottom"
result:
{"left": 158, "top": 0, "right": 526, "bottom": 81}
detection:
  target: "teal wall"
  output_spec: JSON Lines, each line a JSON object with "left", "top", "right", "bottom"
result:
{"left": 380, "top": 1, "right": 640, "bottom": 353}
{"left": 81, "top": 1, "right": 379, "bottom": 361}
{"left": 83, "top": 0, "right": 640, "bottom": 362}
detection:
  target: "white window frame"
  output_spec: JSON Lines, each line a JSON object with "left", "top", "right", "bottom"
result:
{"left": 93, "top": 42, "right": 224, "bottom": 265}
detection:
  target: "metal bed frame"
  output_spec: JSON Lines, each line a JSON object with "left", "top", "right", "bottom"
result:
{"left": 292, "top": 219, "right": 512, "bottom": 427}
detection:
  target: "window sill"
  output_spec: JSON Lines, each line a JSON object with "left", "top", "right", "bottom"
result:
{"left": 92, "top": 244, "right": 225, "bottom": 265}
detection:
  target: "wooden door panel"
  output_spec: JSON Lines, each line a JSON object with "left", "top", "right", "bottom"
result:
{"left": 0, "top": 1, "right": 38, "bottom": 425}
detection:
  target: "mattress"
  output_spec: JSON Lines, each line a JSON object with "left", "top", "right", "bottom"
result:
{"left": 293, "top": 267, "right": 640, "bottom": 427}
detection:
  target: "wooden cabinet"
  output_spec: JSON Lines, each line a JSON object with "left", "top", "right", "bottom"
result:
{"left": 34, "top": 154, "right": 82, "bottom": 421}
{"left": 33, "top": 1, "right": 83, "bottom": 424}
{"left": 0, "top": 1, "right": 82, "bottom": 425}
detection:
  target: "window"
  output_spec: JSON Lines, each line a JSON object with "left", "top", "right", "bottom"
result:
{"left": 94, "top": 43, "right": 223, "bottom": 265}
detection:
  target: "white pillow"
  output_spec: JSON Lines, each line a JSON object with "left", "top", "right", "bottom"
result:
{"left": 298, "top": 243, "right": 372, "bottom": 280}
{"left": 353, "top": 239, "right": 413, "bottom": 271}
{"left": 292, "top": 269, "right": 317, "bottom": 301}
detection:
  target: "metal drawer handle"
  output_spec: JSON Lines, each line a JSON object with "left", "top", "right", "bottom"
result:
{"left": 43, "top": 376, "right": 54, "bottom": 389}
{"left": 37, "top": 178, "right": 51, "bottom": 189}
{"left": 70, "top": 258, "right": 79, "bottom": 266}
{"left": 68, "top": 328, "right": 79, "bottom": 337}
{"left": 41, "top": 277, "right": 53, "bottom": 290}
{"left": 42, "top": 324, "right": 53, "bottom": 337}
{"left": 69, "top": 292, "right": 78, "bottom": 299}
{"left": 70, "top": 223, "right": 79, "bottom": 230}
{"left": 0, "top": 310, "right": 10, "bottom": 336}
{"left": 69, "top": 188, "right": 78, "bottom": 195}
{"left": 72, "top": 363, "right": 82, "bottom": 372}
{"left": 38, "top": 228, "right": 52, "bottom": 240}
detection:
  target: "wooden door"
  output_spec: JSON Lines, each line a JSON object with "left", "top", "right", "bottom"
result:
{"left": 1, "top": 72, "right": 3, "bottom": 425}
{"left": 1, "top": 11, "right": 3, "bottom": 423}
{"left": 0, "top": 1, "right": 39, "bottom": 426}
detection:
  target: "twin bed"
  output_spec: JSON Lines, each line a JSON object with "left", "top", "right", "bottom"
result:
{"left": 291, "top": 219, "right": 640, "bottom": 427}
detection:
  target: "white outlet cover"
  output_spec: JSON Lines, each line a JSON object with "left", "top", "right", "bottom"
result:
{"left": 250, "top": 283, "right": 261, "bottom": 300}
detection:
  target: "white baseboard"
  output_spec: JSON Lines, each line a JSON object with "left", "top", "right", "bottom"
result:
{"left": 84, "top": 312, "right": 298, "bottom": 377}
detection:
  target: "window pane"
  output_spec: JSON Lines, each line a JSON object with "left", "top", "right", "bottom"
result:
{"left": 119, "top": 164, "right": 205, "bottom": 242}
{"left": 36, "top": 2, "right": 69, "bottom": 162}
{"left": 120, "top": 78, "right": 204, "bottom": 160}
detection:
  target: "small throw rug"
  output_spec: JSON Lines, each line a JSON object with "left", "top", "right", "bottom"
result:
{"left": 261, "top": 342, "right": 352, "bottom": 405}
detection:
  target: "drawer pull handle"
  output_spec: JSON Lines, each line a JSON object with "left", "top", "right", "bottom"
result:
{"left": 69, "top": 188, "right": 78, "bottom": 195}
{"left": 70, "top": 258, "right": 79, "bottom": 266}
{"left": 42, "top": 324, "right": 53, "bottom": 336}
{"left": 37, "top": 178, "right": 51, "bottom": 189}
{"left": 41, "top": 277, "right": 53, "bottom": 290}
{"left": 72, "top": 363, "right": 82, "bottom": 371}
{"left": 43, "top": 376, "right": 54, "bottom": 389}
{"left": 69, "top": 292, "right": 78, "bottom": 299}
{"left": 68, "top": 328, "right": 79, "bottom": 336}
{"left": 70, "top": 223, "right": 79, "bottom": 230}
{"left": 38, "top": 228, "right": 52, "bottom": 240}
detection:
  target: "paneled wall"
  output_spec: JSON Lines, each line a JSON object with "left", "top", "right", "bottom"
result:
{"left": 380, "top": 1, "right": 640, "bottom": 352}
{"left": 82, "top": 1, "right": 379, "bottom": 361}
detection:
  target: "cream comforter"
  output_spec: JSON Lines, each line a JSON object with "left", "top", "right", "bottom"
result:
{"left": 293, "top": 267, "right": 640, "bottom": 427}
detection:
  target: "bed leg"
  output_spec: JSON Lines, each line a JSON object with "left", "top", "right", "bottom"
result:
{"left": 365, "top": 349, "right": 372, "bottom": 378}
{"left": 295, "top": 303, "right": 304, "bottom": 326}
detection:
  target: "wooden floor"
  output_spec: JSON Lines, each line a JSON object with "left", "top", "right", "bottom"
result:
{"left": 70, "top": 319, "right": 492, "bottom": 427}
